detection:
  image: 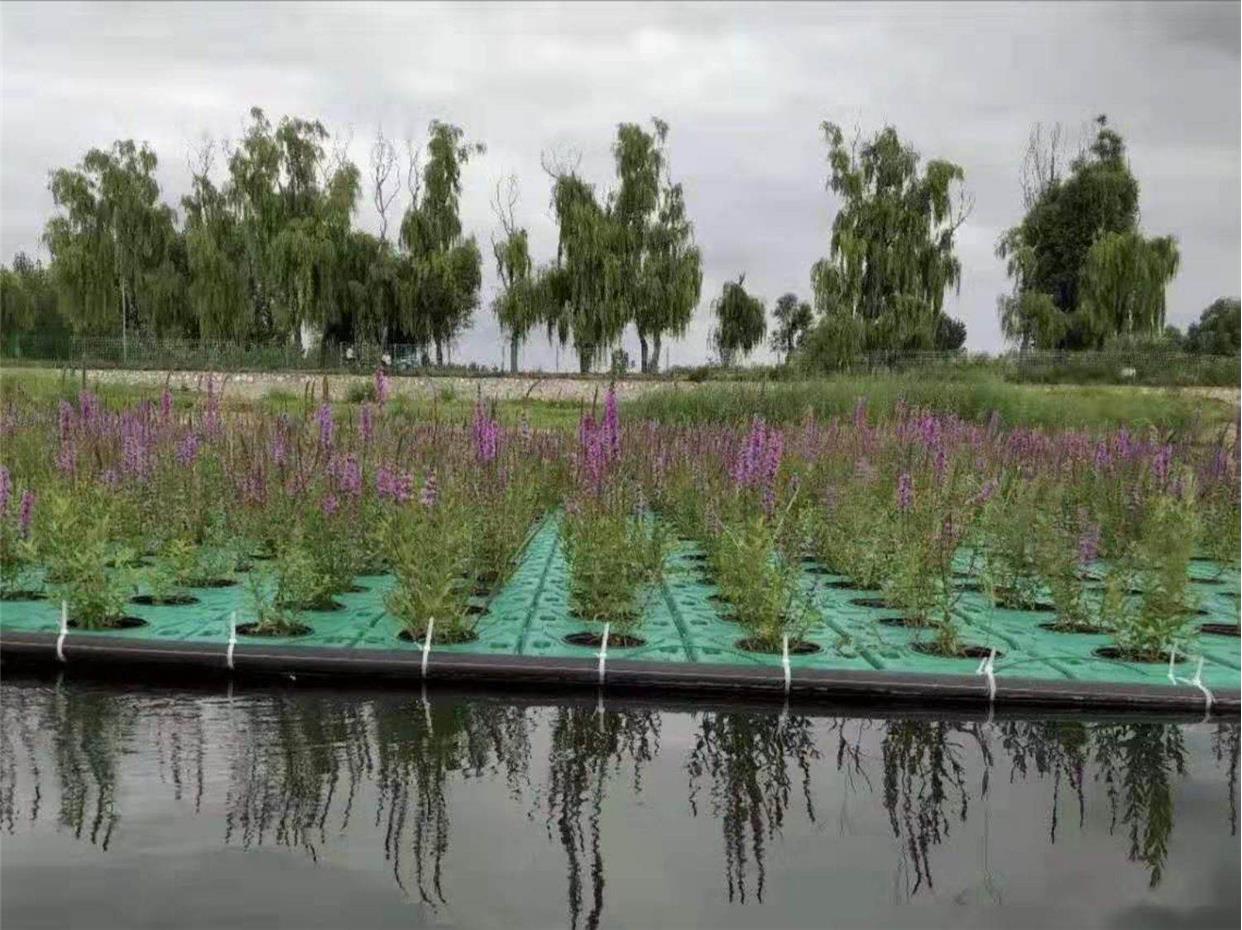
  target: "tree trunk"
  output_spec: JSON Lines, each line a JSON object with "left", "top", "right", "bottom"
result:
{"left": 651, "top": 332, "right": 662, "bottom": 374}
{"left": 510, "top": 334, "right": 519, "bottom": 374}
{"left": 638, "top": 335, "right": 649, "bottom": 374}
{"left": 120, "top": 279, "right": 128, "bottom": 366}
{"left": 578, "top": 347, "right": 592, "bottom": 374}
{"left": 435, "top": 340, "right": 444, "bottom": 367}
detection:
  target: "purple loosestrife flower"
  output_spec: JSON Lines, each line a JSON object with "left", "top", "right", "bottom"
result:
{"left": 339, "top": 454, "right": 363, "bottom": 497}
{"left": 1152, "top": 444, "right": 1173, "bottom": 488}
{"left": 56, "top": 443, "right": 77, "bottom": 477}
{"left": 375, "top": 367, "right": 391, "bottom": 407}
{"left": 420, "top": 470, "right": 439, "bottom": 508}
{"left": 18, "top": 490, "right": 36, "bottom": 538}
{"left": 78, "top": 391, "right": 100, "bottom": 430}
{"left": 203, "top": 377, "right": 221, "bottom": 438}
{"left": 58, "top": 400, "right": 74, "bottom": 443}
{"left": 315, "top": 403, "right": 334, "bottom": 450}
{"left": 896, "top": 472, "right": 914, "bottom": 513}
{"left": 100, "top": 469, "right": 121, "bottom": 489}
{"left": 0, "top": 466, "right": 10, "bottom": 512}
{"left": 176, "top": 432, "right": 200, "bottom": 468}
{"left": 360, "top": 403, "right": 375, "bottom": 444}
{"left": 160, "top": 388, "right": 173, "bottom": 422}
{"left": 321, "top": 493, "right": 340, "bottom": 517}
{"left": 761, "top": 428, "right": 784, "bottom": 515}
{"left": 603, "top": 388, "right": 621, "bottom": 462}
{"left": 473, "top": 402, "right": 500, "bottom": 465}
{"left": 853, "top": 398, "right": 867, "bottom": 429}
{"left": 974, "top": 479, "right": 997, "bottom": 507}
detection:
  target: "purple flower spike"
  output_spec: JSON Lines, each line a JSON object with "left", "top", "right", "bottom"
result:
{"left": 18, "top": 490, "right": 36, "bottom": 538}
{"left": 896, "top": 472, "right": 914, "bottom": 513}
{"left": 315, "top": 403, "right": 334, "bottom": 449}
{"left": 420, "top": 470, "right": 439, "bottom": 508}
{"left": 375, "top": 368, "right": 391, "bottom": 407}
{"left": 0, "top": 466, "right": 10, "bottom": 513}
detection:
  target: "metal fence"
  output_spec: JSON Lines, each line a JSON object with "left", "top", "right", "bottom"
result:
{"left": 1, "top": 333, "right": 1237, "bottom": 386}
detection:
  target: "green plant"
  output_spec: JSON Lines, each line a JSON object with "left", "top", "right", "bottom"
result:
{"left": 712, "top": 512, "right": 813, "bottom": 651}
{"left": 1112, "top": 487, "right": 1201, "bottom": 660}
{"left": 384, "top": 493, "right": 477, "bottom": 643}
{"left": 562, "top": 502, "right": 665, "bottom": 637}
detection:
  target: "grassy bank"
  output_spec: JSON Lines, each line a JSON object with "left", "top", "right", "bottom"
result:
{"left": 626, "top": 374, "right": 1237, "bottom": 435}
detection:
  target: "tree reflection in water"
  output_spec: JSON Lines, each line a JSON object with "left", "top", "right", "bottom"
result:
{"left": 371, "top": 693, "right": 531, "bottom": 905}
{"left": 686, "top": 710, "right": 824, "bottom": 903}
{"left": 0, "top": 678, "right": 1239, "bottom": 920}
{"left": 538, "top": 704, "right": 660, "bottom": 930}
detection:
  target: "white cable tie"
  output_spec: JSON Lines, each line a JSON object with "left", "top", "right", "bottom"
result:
{"left": 598, "top": 623, "right": 610, "bottom": 686}
{"left": 782, "top": 634, "right": 791, "bottom": 695}
{"left": 421, "top": 618, "right": 435, "bottom": 678}
{"left": 56, "top": 600, "right": 68, "bottom": 664}
{"left": 1168, "top": 649, "right": 1214, "bottom": 717}
{"left": 226, "top": 611, "right": 238, "bottom": 671}
{"left": 1166, "top": 643, "right": 1179, "bottom": 686}
{"left": 976, "top": 648, "right": 997, "bottom": 705}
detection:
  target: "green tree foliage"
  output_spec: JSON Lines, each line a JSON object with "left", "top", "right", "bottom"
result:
{"left": 541, "top": 170, "right": 625, "bottom": 373}
{"left": 0, "top": 253, "right": 68, "bottom": 348}
{"left": 399, "top": 121, "right": 485, "bottom": 365}
{"left": 805, "top": 122, "right": 968, "bottom": 369}
{"left": 934, "top": 314, "right": 967, "bottom": 351}
{"left": 490, "top": 178, "right": 538, "bottom": 373}
{"left": 768, "top": 292, "right": 814, "bottom": 363}
{"left": 1184, "top": 298, "right": 1241, "bottom": 355}
{"left": 42, "top": 140, "right": 185, "bottom": 351}
{"left": 996, "top": 117, "right": 1176, "bottom": 349}
{"left": 1079, "top": 231, "right": 1179, "bottom": 347}
{"left": 712, "top": 275, "right": 766, "bottom": 367}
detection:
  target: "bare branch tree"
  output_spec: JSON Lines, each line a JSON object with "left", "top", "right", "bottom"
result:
{"left": 404, "top": 137, "right": 422, "bottom": 204}
{"left": 371, "top": 127, "right": 399, "bottom": 241}
{"left": 490, "top": 175, "right": 520, "bottom": 237}
{"left": 1020, "top": 122, "right": 1064, "bottom": 208}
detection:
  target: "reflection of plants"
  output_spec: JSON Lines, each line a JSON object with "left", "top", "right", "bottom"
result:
{"left": 48, "top": 685, "right": 133, "bottom": 848}
{"left": 1092, "top": 723, "right": 1187, "bottom": 887}
{"left": 540, "top": 707, "right": 661, "bottom": 930}
{"left": 1211, "top": 722, "right": 1239, "bottom": 837}
{"left": 686, "top": 711, "right": 821, "bottom": 902}
{"left": 999, "top": 720, "right": 1088, "bottom": 842}
{"left": 881, "top": 720, "right": 991, "bottom": 895}
{"left": 373, "top": 697, "right": 531, "bottom": 905}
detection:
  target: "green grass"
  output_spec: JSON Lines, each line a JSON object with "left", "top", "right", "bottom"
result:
{"left": 625, "top": 374, "right": 1236, "bottom": 436}
{"left": 2, "top": 367, "right": 1234, "bottom": 436}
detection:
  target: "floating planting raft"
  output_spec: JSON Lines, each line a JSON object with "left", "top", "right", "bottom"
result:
{"left": 3, "top": 518, "right": 1238, "bottom": 713}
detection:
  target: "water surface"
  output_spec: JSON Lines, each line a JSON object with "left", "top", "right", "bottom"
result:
{"left": 1, "top": 673, "right": 1237, "bottom": 929}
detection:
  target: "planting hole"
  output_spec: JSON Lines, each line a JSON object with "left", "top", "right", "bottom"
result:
{"left": 397, "top": 627, "right": 479, "bottom": 645}
{"left": 564, "top": 631, "right": 646, "bottom": 649}
{"left": 68, "top": 616, "right": 148, "bottom": 631}
{"left": 910, "top": 641, "right": 1003, "bottom": 660}
{"left": 238, "top": 622, "right": 312, "bottom": 638}
{"left": 131, "top": 594, "right": 200, "bottom": 606}
{"left": 736, "top": 636, "right": 821, "bottom": 656}
{"left": 850, "top": 596, "right": 892, "bottom": 609}
{"left": 0, "top": 590, "right": 47, "bottom": 602}
{"left": 1093, "top": 645, "right": 1185, "bottom": 664}
{"left": 1200, "top": 623, "right": 1240, "bottom": 638}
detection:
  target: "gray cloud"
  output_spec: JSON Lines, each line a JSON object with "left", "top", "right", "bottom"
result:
{"left": 2, "top": 0, "right": 1238, "bottom": 368}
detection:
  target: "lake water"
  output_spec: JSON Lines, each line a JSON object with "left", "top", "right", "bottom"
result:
{"left": 1, "top": 672, "right": 1237, "bottom": 929}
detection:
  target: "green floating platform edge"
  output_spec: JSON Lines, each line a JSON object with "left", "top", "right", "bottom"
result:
{"left": 1, "top": 516, "right": 1238, "bottom": 714}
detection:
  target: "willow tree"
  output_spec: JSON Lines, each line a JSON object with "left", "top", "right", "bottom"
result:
{"left": 1078, "top": 231, "right": 1179, "bottom": 346}
{"left": 490, "top": 177, "right": 538, "bottom": 373}
{"left": 399, "top": 121, "right": 485, "bottom": 366}
{"left": 43, "top": 140, "right": 184, "bottom": 354}
{"left": 806, "top": 122, "right": 968, "bottom": 367}
{"left": 183, "top": 146, "right": 251, "bottom": 340}
{"left": 542, "top": 171, "right": 625, "bottom": 373}
{"left": 712, "top": 275, "right": 766, "bottom": 367}
{"left": 997, "top": 117, "right": 1144, "bottom": 348}
{"left": 769, "top": 293, "right": 813, "bottom": 364}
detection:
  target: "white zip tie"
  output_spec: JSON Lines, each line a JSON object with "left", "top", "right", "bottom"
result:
{"left": 976, "top": 648, "right": 997, "bottom": 706}
{"left": 226, "top": 611, "right": 238, "bottom": 671}
{"left": 781, "top": 634, "right": 792, "bottom": 695}
{"left": 56, "top": 601, "right": 68, "bottom": 663}
{"left": 1168, "top": 645, "right": 1214, "bottom": 717}
{"left": 598, "top": 623, "right": 610, "bottom": 686}
{"left": 421, "top": 618, "right": 435, "bottom": 678}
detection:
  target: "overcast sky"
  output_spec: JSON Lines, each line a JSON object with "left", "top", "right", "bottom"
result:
{"left": 1, "top": 1, "right": 1238, "bottom": 369}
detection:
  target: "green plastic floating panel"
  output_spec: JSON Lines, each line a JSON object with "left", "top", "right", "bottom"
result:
{"left": 1, "top": 515, "right": 1239, "bottom": 697}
